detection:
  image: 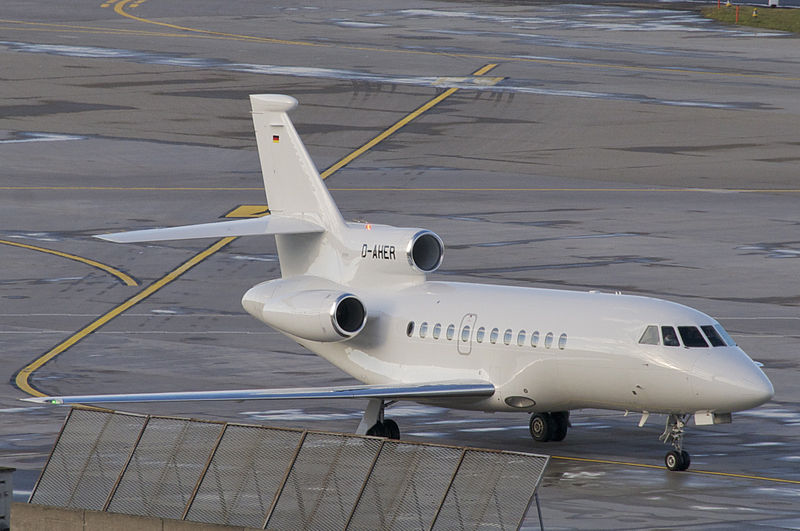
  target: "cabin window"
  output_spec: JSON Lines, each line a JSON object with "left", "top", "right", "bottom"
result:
{"left": 531, "top": 331, "right": 539, "bottom": 348}
{"left": 639, "top": 325, "right": 660, "bottom": 345}
{"left": 446, "top": 324, "right": 455, "bottom": 340}
{"left": 701, "top": 325, "right": 726, "bottom": 347}
{"left": 558, "top": 333, "right": 567, "bottom": 350}
{"left": 406, "top": 322, "right": 414, "bottom": 337}
{"left": 432, "top": 323, "right": 442, "bottom": 340}
{"left": 679, "top": 326, "right": 709, "bottom": 348}
{"left": 503, "top": 329, "right": 513, "bottom": 345}
{"left": 490, "top": 328, "right": 499, "bottom": 344}
{"left": 517, "top": 330, "right": 526, "bottom": 347}
{"left": 476, "top": 327, "right": 486, "bottom": 343}
{"left": 544, "top": 332, "right": 554, "bottom": 349}
{"left": 419, "top": 322, "right": 428, "bottom": 338}
{"left": 661, "top": 326, "right": 680, "bottom": 347}
{"left": 461, "top": 325, "right": 471, "bottom": 342}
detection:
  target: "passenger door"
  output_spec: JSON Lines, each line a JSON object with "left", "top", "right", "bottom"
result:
{"left": 457, "top": 313, "right": 477, "bottom": 355}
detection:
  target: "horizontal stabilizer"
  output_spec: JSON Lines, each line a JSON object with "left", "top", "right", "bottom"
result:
{"left": 95, "top": 215, "right": 324, "bottom": 243}
{"left": 22, "top": 381, "right": 495, "bottom": 405}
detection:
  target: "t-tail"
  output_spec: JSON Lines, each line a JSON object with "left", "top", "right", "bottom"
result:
{"left": 97, "top": 94, "right": 444, "bottom": 287}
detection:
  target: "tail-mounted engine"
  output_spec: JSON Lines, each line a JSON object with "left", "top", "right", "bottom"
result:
{"left": 242, "top": 276, "right": 367, "bottom": 342}
{"left": 343, "top": 224, "right": 444, "bottom": 281}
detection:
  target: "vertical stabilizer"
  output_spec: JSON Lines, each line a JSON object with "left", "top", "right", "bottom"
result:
{"left": 250, "top": 95, "right": 345, "bottom": 232}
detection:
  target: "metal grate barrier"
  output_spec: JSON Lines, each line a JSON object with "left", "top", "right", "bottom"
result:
{"left": 30, "top": 407, "right": 548, "bottom": 530}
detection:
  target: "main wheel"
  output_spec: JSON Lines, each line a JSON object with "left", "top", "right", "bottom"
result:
{"left": 366, "top": 422, "right": 387, "bottom": 437}
{"left": 384, "top": 419, "right": 400, "bottom": 440}
{"left": 550, "top": 411, "right": 569, "bottom": 442}
{"left": 529, "top": 413, "right": 553, "bottom": 442}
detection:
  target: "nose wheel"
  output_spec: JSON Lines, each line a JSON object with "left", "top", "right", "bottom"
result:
{"left": 660, "top": 414, "right": 691, "bottom": 471}
{"left": 665, "top": 450, "right": 691, "bottom": 471}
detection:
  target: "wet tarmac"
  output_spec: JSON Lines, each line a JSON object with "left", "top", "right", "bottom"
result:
{"left": 2, "top": 1, "right": 800, "bottom": 529}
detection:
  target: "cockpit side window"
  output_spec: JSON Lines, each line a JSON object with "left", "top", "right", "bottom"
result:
{"left": 661, "top": 326, "right": 680, "bottom": 347}
{"left": 701, "top": 325, "right": 726, "bottom": 347}
{"left": 639, "top": 325, "right": 660, "bottom": 345}
{"left": 714, "top": 324, "right": 736, "bottom": 347}
{"left": 678, "top": 326, "right": 709, "bottom": 348}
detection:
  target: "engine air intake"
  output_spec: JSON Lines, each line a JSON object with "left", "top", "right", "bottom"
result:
{"left": 333, "top": 295, "right": 367, "bottom": 336}
{"left": 409, "top": 231, "right": 444, "bottom": 273}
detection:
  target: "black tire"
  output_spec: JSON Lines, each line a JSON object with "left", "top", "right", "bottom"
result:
{"left": 529, "top": 413, "right": 553, "bottom": 442}
{"left": 384, "top": 419, "right": 400, "bottom": 440}
{"left": 665, "top": 450, "right": 683, "bottom": 471}
{"left": 550, "top": 411, "right": 569, "bottom": 442}
{"left": 679, "top": 450, "right": 691, "bottom": 471}
{"left": 366, "top": 422, "right": 386, "bottom": 437}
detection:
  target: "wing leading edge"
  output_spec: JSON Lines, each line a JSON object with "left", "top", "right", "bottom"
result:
{"left": 22, "top": 380, "right": 495, "bottom": 405}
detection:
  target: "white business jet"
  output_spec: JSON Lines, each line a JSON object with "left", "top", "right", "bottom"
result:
{"left": 25, "top": 94, "right": 774, "bottom": 471}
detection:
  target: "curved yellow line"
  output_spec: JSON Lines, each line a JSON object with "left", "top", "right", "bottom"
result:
{"left": 15, "top": 237, "right": 236, "bottom": 397}
{"left": 108, "top": 0, "right": 800, "bottom": 83}
{"left": 112, "top": 0, "right": 322, "bottom": 47}
{"left": 0, "top": 239, "right": 137, "bottom": 286}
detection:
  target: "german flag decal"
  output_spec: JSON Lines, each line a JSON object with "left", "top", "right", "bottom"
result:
{"left": 272, "top": 135, "right": 280, "bottom": 143}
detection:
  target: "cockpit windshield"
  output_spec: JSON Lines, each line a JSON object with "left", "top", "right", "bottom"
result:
{"left": 639, "top": 323, "right": 736, "bottom": 348}
{"left": 700, "top": 325, "right": 726, "bottom": 347}
{"left": 678, "top": 326, "right": 708, "bottom": 348}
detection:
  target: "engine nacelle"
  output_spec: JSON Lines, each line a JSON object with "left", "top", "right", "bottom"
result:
{"left": 342, "top": 224, "right": 444, "bottom": 280}
{"left": 242, "top": 277, "right": 367, "bottom": 342}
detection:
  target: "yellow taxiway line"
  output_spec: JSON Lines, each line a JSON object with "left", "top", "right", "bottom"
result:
{"left": 551, "top": 455, "right": 800, "bottom": 485}
{"left": 14, "top": 237, "right": 235, "bottom": 398}
{"left": 320, "top": 63, "right": 498, "bottom": 180}
{"left": 0, "top": 239, "right": 137, "bottom": 286}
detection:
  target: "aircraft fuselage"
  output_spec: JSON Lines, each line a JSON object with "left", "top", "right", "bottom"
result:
{"left": 278, "top": 280, "right": 773, "bottom": 417}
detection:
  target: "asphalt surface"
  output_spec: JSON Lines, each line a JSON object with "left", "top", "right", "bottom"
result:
{"left": 2, "top": 1, "right": 800, "bottom": 529}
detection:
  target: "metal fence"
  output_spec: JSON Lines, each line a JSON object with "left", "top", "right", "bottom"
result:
{"left": 30, "top": 407, "right": 548, "bottom": 530}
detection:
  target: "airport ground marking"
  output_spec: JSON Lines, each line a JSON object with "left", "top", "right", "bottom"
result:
{"left": 551, "top": 454, "right": 800, "bottom": 485}
{"left": 14, "top": 65, "right": 494, "bottom": 399}
{"left": 14, "top": 237, "right": 236, "bottom": 398}
{"left": 320, "top": 63, "right": 498, "bottom": 180}
{"left": 0, "top": 239, "right": 137, "bottom": 286}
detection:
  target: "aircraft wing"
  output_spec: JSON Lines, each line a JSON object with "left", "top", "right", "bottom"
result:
{"left": 22, "top": 380, "right": 495, "bottom": 405}
{"left": 96, "top": 215, "right": 323, "bottom": 243}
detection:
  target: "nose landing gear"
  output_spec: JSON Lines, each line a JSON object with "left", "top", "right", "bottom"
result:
{"left": 660, "top": 414, "right": 691, "bottom": 471}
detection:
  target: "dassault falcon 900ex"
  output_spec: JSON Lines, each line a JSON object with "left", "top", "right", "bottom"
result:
{"left": 26, "top": 94, "right": 774, "bottom": 471}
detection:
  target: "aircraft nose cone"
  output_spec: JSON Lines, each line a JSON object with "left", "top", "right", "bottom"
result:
{"left": 691, "top": 349, "right": 774, "bottom": 412}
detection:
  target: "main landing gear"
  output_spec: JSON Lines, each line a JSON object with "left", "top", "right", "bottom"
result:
{"left": 529, "top": 411, "right": 570, "bottom": 442}
{"left": 356, "top": 398, "right": 400, "bottom": 440}
{"left": 660, "top": 413, "right": 691, "bottom": 471}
